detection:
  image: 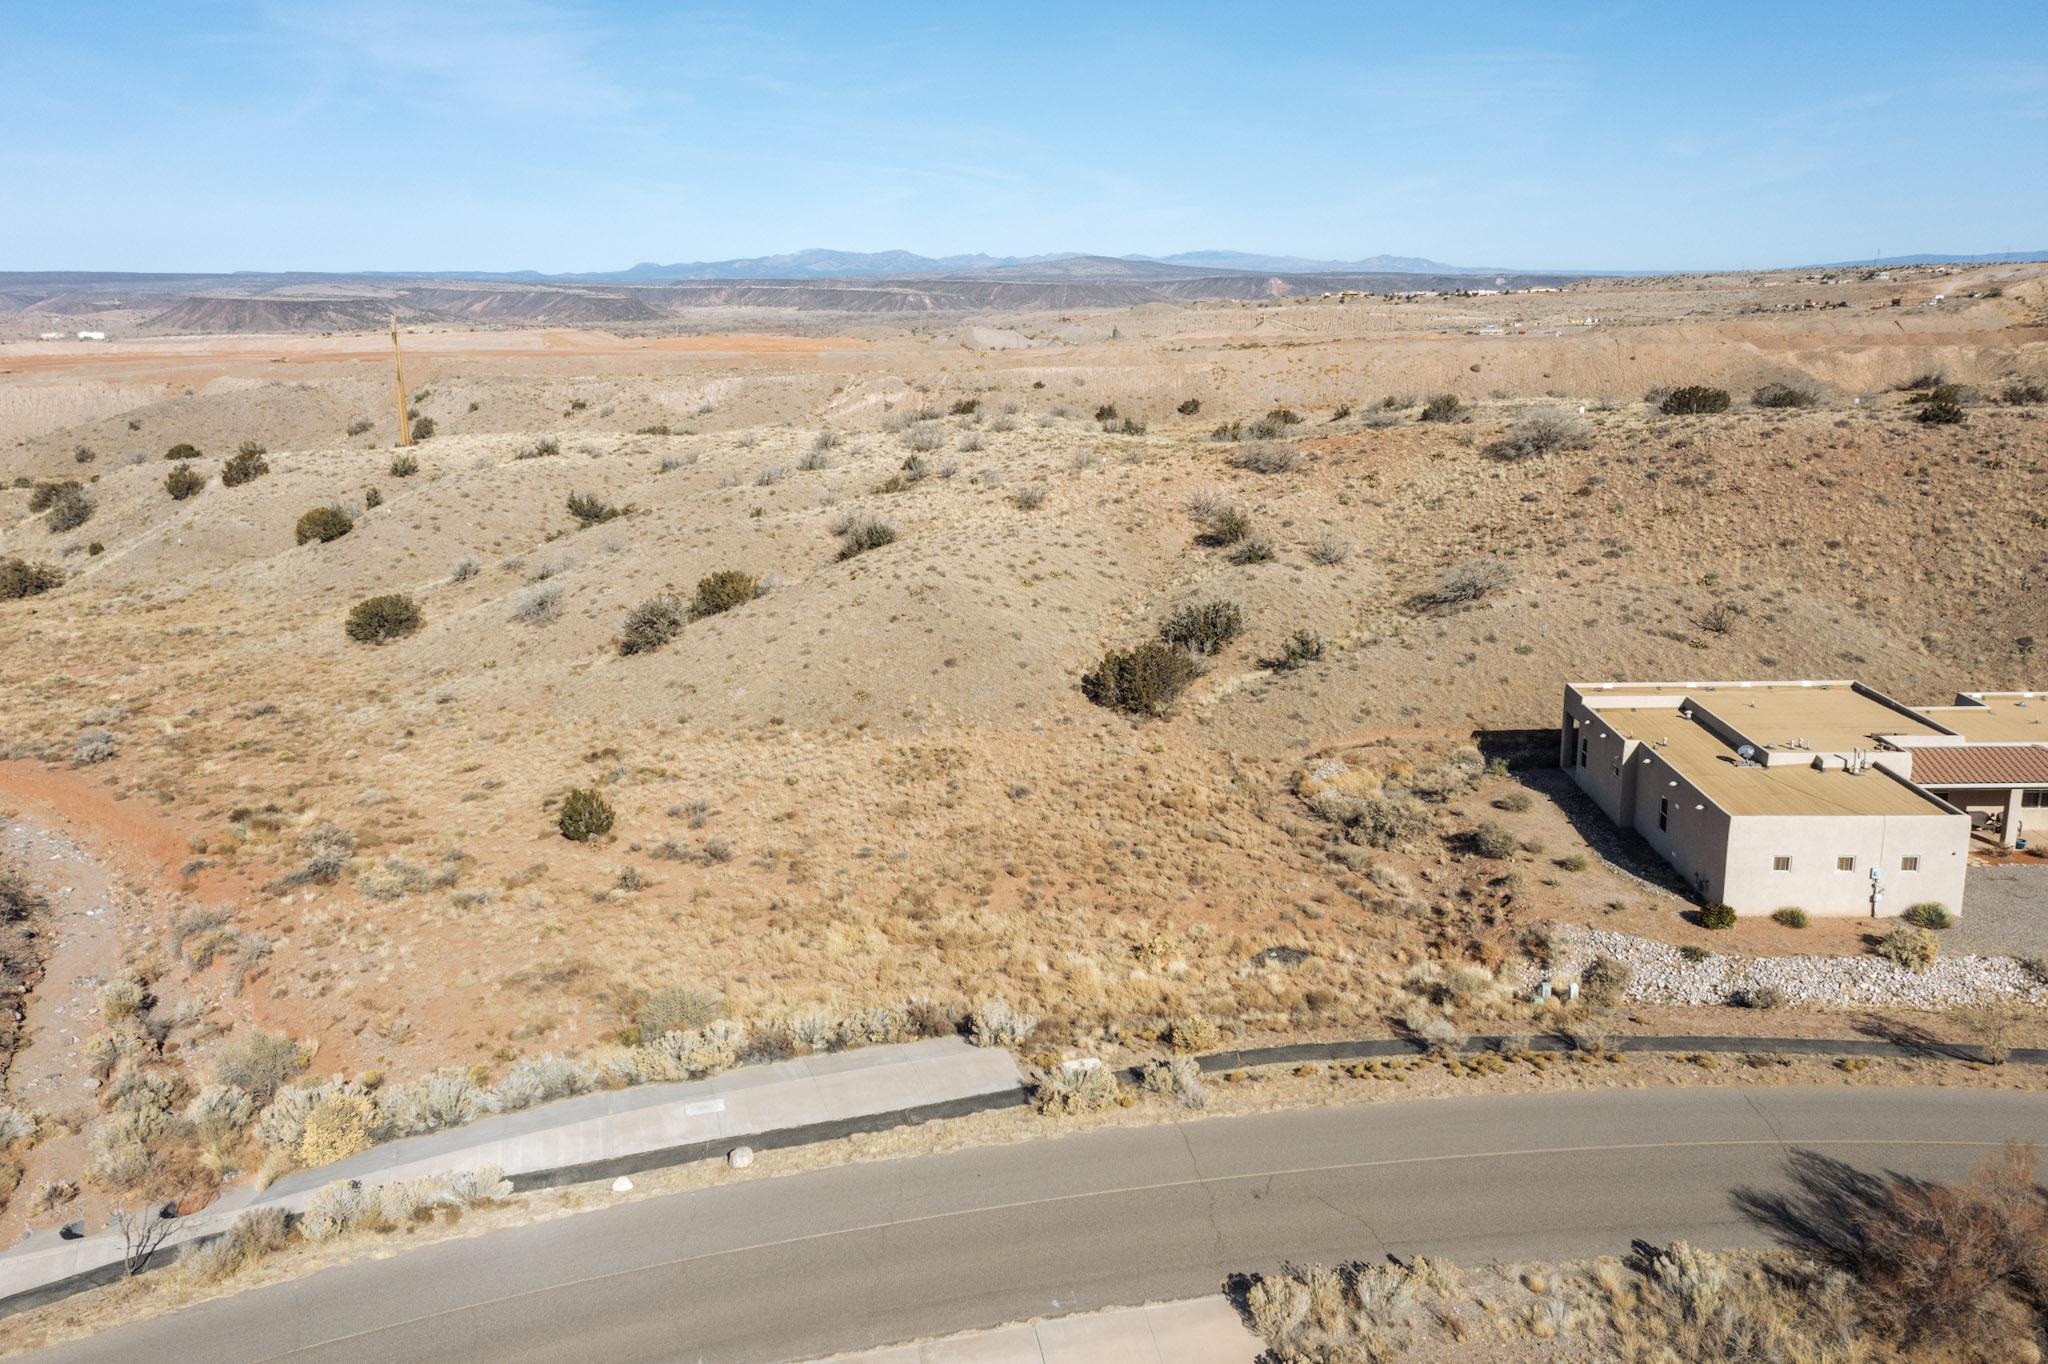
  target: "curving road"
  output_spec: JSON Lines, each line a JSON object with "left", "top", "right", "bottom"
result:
{"left": 30, "top": 1086, "right": 2048, "bottom": 1363}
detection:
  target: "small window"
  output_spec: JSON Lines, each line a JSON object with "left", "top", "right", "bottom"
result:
{"left": 2025, "top": 791, "right": 2048, "bottom": 809}
{"left": 1658, "top": 797, "right": 1669, "bottom": 831}
{"left": 1577, "top": 737, "right": 1588, "bottom": 767}
{"left": 1772, "top": 856, "right": 1792, "bottom": 872}
{"left": 1837, "top": 856, "right": 1856, "bottom": 872}
{"left": 1900, "top": 856, "right": 1920, "bottom": 872}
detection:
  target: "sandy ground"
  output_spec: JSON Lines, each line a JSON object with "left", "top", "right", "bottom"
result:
{"left": 0, "top": 262, "right": 2043, "bottom": 1260}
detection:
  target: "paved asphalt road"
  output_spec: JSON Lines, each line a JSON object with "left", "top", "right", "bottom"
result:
{"left": 32, "top": 1086, "right": 2048, "bottom": 1363}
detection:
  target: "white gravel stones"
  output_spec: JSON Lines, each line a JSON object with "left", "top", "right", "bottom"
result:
{"left": 1552, "top": 923, "right": 2048, "bottom": 1010}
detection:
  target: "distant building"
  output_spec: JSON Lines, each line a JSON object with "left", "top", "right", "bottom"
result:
{"left": 37, "top": 332, "right": 62, "bottom": 341}
{"left": 1563, "top": 680, "right": 2048, "bottom": 917}
{"left": 76, "top": 330, "right": 106, "bottom": 341}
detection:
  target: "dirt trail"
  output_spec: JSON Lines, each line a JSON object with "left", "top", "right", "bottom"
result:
{"left": 0, "top": 764, "right": 270, "bottom": 1242}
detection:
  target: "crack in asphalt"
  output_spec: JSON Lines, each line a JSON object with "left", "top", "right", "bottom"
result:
{"left": 1744, "top": 1092, "right": 1792, "bottom": 1148}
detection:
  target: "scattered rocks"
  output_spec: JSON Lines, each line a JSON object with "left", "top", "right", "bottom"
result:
{"left": 727, "top": 1145, "right": 754, "bottom": 1170}
{"left": 1552, "top": 923, "right": 2048, "bottom": 1010}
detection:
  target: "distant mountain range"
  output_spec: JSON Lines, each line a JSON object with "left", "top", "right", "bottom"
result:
{"left": 1811, "top": 250, "right": 2048, "bottom": 268}
{"left": 564, "top": 248, "right": 1500, "bottom": 283}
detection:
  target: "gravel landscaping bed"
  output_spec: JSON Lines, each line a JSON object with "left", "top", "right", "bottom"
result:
{"left": 1552, "top": 923, "right": 2048, "bottom": 1010}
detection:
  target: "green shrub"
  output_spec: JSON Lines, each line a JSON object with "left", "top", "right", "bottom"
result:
{"left": 557, "top": 787, "right": 615, "bottom": 842}
{"left": 1081, "top": 642, "right": 1199, "bottom": 717}
{"left": 1752, "top": 382, "right": 1819, "bottom": 409}
{"left": 1159, "top": 599, "right": 1243, "bottom": 655}
{"left": 220, "top": 447, "right": 269, "bottom": 486}
{"left": 1660, "top": 386, "right": 1731, "bottom": 415}
{"left": 363, "top": 486, "right": 383, "bottom": 509}
{"left": 1771, "top": 907, "right": 1809, "bottom": 928}
{"left": 1699, "top": 903, "right": 1737, "bottom": 930}
{"left": 295, "top": 506, "right": 353, "bottom": 544}
{"left": 1915, "top": 386, "right": 1967, "bottom": 425}
{"left": 691, "top": 570, "right": 758, "bottom": 618}
{"left": 1093, "top": 403, "right": 1119, "bottom": 422}
{"left": 389, "top": 454, "right": 419, "bottom": 477}
{"left": 948, "top": 397, "right": 980, "bottom": 416}
{"left": 619, "top": 594, "right": 688, "bottom": 655}
{"left": 1902, "top": 902, "right": 1952, "bottom": 930}
{"left": 835, "top": 517, "right": 897, "bottom": 561}
{"left": 1494, "top": 791, "right": 1532, "bottom": 813}
{"left": 1874, "top": 924, "right": 1938, "bottom": 971}
{"left": 1419, "top": 394, "right": 1463, "bottom": 422}
{"left": 164, "top": 442, "right": 201, "bottom": 461}
{"left": 410, "top": 415, "right": 436, "bottom": 442}
{"left": 1470, "top": 821, "right": 1517, "bottom": 858}
{"left": 344, "top": 593, "right": 422, "bottom": 643}
{"left": 1177, "top": 398, "right": 1201, "bottom": 415}
{"left": 44, "top": 485, "right": 92, "bottom": 533}
{"left": 165, "top": 464, "right": 205, "bottom": 500}
{"left": 1556, "top": 853, "right": 1589, "bottom": 873}
{"left": 567, "top": 491, "right": 623, "bottom": 526}
{"left": 0, "top": 558, "right": 63, "bottom": 600}
{"left": 2001, "top": 379, "right": 2046, "bottom": 406}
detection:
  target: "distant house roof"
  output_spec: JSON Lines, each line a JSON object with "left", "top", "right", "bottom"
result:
{"left": 1911, "top": 746, "right": 2048, "bottom": 787}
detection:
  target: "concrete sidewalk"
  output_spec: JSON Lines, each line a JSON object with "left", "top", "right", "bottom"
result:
{"left": 810, "top": 1298, "right": 1260, "bottom": 1363}
{"left": 0, "top": 1036, "right": 1024, "bottom": 1313}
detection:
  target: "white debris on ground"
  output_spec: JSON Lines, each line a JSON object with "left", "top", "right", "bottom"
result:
{"left": 1550, "top": 923, "right": 2048, "bottom": 1010}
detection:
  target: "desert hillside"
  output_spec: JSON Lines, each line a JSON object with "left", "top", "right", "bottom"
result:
{"left": 0, "top": 262, "right": 2043, "bottom": 1238}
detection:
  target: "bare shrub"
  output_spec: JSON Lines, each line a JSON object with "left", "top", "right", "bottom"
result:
{"left": 1036, "top": 1061, "right": 1122, "bottom": 1115}
{"left": 638, "top": 986, "right": 724, "bottom": 1042}
{"left": 1227, "top": 442, "right": 1301, "bottom": 474}
{"left": 1305, "top": 535, "right": 1350, "bottom": 566}
{"left": 507, "top": 585, "right": 559, "bottom": 627}
{"left": 1489, "top": 409, "right": 1588, "bottom": 461}
{"left": 835, "top": 516, "right": 898, "bottom": 560}
{"left": 1011, "top": 485, "right": 1047, "bottom": 510}
{"left": 967, "top": 1000, "right": 1037, "bottom": 1048}
{"left": 212, "top": 1030, "right": 305, "bottom": 1102}
{"left": 1407, "top": 559, "right": 1509, "bottom": 614}
{"left": 619, "top": 594, "right": 687, "bottom": 654}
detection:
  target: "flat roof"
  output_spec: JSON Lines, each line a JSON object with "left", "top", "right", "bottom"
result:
{"left": 1597, "top": 706, "right": 1947, "bottom": 818}
{"left": 1917, "top": 694, "right": 2048, "bottom": 744}
{"left": 1577, "top": 680, "right": 1948, "bottom": 751}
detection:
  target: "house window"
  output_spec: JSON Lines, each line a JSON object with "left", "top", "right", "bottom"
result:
{"left": 1772, "top": 856, "right": 1792, "bottom": 872}
{"left": 1901, "top": 856, "right": 1920, "bottom": 872}
{"left": 1577, "top": 737, "right": 1588, "bottom": 767}
{"left": 1837, "top": 856, "right": 1856, "bottom": 871}
{"left": 1658, "top": 797, "right": 1669, "bottom": 831}
{"left": 2024, "top": 791, "right": 2048, "bottom": 809}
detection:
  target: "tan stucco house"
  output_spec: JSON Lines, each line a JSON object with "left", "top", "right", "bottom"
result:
{"left": 1562, "top": 681, "right": 2047, "bottom": 918}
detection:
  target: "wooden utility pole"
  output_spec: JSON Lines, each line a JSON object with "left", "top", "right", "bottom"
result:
{"left": 391, "top": 316, "right": 413, "bottom": 446}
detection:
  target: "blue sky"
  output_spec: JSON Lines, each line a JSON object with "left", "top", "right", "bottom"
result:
{"left": 4, "top": 1, "right": 2045, "bottom": 273}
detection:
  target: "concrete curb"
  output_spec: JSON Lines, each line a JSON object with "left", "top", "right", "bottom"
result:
{"left": 0, "top": 1038, "right": 1028, "bottom": 1318}
{"left": 1191, "top": 1033, "right": 2039, "bottom": 1073}
{"left": 1, "top": 1028, "right": 2024, "bottom": 1319}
